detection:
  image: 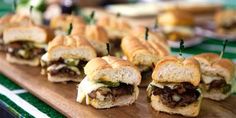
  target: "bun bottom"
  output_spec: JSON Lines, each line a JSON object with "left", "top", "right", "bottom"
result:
{"left": 150, "top": 95, "right": 202, "bottom": 117}
{"left": 87, "top": 86, "right": 139, "bottom": 109}
{"left": 47, "top": 74, "right": 82, "bottom": 82}
{"left": 6, "top": 54, "right": 40, "bottom": 66}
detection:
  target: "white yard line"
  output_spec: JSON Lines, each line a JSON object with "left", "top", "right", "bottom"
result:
{"left": 0, "top": 85, "right": 49, "bottom": 118}
{"left": 12, "top": 89, "right": 28, "bottom": 94}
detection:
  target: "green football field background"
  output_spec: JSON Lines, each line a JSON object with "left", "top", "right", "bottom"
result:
{"left": 0, "top": 0, "right": 236, "bottom": 118}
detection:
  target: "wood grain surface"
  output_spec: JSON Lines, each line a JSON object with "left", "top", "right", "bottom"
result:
{"left": 0, "top": 53, "right": 236, "bottom": 118}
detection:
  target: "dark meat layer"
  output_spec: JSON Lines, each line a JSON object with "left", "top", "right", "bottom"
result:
{"left": 152, "top": 82, "right": 200, "bottom": 108}
{"left": 50, "top": 66, "right": 78, "bottom": 78}
{"left": 207, "top": 79, "right": 231, "bottom": 94}
{"left": 47, "top": 60, "right": 87, "bottom": 78}
{"left": 6, "top": 41, "right": 46, "bottom": 60}
{"left": 88, "top": 83, "right": 134, "bottom": 101}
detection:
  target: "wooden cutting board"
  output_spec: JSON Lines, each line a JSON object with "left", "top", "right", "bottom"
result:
{"left": 0, "top": 53, "right": 236, "bottom": 118}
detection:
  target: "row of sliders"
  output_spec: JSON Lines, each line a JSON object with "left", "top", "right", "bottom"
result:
{"left": 0, "top": 11, "right": 235, "bottom": 117}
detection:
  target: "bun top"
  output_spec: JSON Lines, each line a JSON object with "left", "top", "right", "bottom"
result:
{"left": 121, "top": 35, "right": 170, "bottom": 67}
{"left": 193, "top": 53, "right": 235, "bottom": 83}
{"left": 152, "top": 56, "right": 201, "bottom": 86}
{"left": 3, "top": 25, "right": 51, "bottom": 44}
{"left": 84, "top": 24, "right": 109, "bottom": 44}
{"left": 47, "top": 35, "right": 97, "bottom": 61}
{"left": 158, "top": 11, "right": 194, "bottom": 26}
{"left": 215, "top": 10, "right": 236, "bottom": 27}
{"left": 84, "top": 56, "right": 141, "bottom": 85}
{"left": 0, "top": 14, "right": 32, "bottom": 34}
{"left": 97, "top": 15, "right": 131, "bottom": 39}
{"left": 50, "top": 15, "right": 85, "bottom": 32}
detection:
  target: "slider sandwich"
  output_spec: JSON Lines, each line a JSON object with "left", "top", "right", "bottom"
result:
{"left": 97, "top": 15, "right": 131, "bottom": 41}
{"left": 215, "top": 10, "right": 236, "bottom": 37}
{"left": 41, "top": 35, "right": 97, "bottom": 82}
{"left": 147, "top": 56, "right": 202, "bottom": 117}
{"left": 0, "top": 14, "right": 31, "bottom": 51}
{"left": 3, "top": 24, "right": 52, "bottom": 66}
{"left": 71, "top": 12, "right": 109, "bottom": 56}
{"left": 50, "top": 14, "right": 85, "bottom": 36}
{"left": 77, "top": 56, "right": 141, "bottom": 108}
{"left": 121, "top": 35, "right": 170, "bottom": 72}
{"left": 158, "top": 11, "right": 195, "bottom": 41}
{"left": 193, "top": 53, "right": 235, "bottom": 100}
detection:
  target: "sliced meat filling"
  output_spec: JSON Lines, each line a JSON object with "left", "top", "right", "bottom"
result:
{"left": 151, "top": 82, "right": 200, "bottom": 108}
{"left": 47, "top": 59, "right": 87, "bottom": 78}
{"left": 88, "top": 83, "right": 134, "bottom": 101}
{"left": 6, "top": 41, "right": 46, "bottom": 60}
{"left": 204, "top": 79, "right": 231, "bottom": 94}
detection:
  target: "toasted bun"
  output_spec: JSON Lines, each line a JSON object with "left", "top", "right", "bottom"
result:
{"left": 3, "top": 25, "right": 50, "bottom": 44}
{"left": 193, "top": 53, "right": 235, "bottom": 84}
{"left": 152, "top": 56, "right": 200, "bottom": 86}
{"left": 150, "top": 94, "right": 202, "bottom": 117}
{"left": 6, "top": 54, "right": 40, "bottom": 66}
{"left": 47, "top": 73, "right": 81, "bottom": 82}
{"left": 97, "top": 16, "right": 131, "bottom": 40}
{"left": 48, "top": 35, "right": 97, "bottom": 61}
{"left": 121, "top": 35, "right": 170, "bottom": 69}
{"left": 85, "top": 25, "right": 109, "bottom": 56}
{"left": 50, "top": 14, "right": 85, "bottom": 32}
{"left": 84, "top": 56, "right": 141, "bottom": 85}
{"left": 214, "top": 10, "right": 236, "bottom": 35}
{"left": 158, "top": 11, "right": 194, "bottom": 26}
{"left": 87, "top": 86, "right": 139, "bottom": 109}
{"left": 215, "top": 10, "right": 236, "bottom": 27}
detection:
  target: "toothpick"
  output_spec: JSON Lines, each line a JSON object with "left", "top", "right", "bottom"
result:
{"left": 13, "top": 0, "right": 17, "bottom": 13}
{"left": 67, "top": 23, "right": 73, "bottom": 35}
{"left": 154, "top": 15, "right": 158, "bottom": 29}
{"left": 179, "top": 39, "right": 184, "bottom": 57}
{"left": 145, "top": 27, "right": 149, "bottom": 40}
{"left": 220, "top": 39, "right": 228, "bottom": 58}
{"left": 90, "top": 11, "right": 95, "bottom": 25}
{"left": 106, "top": 43, "right": 110, "bottom": 55}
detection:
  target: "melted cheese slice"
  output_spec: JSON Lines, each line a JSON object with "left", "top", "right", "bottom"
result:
{"left": 76, "top": 76, "right": 107, "bottom": 103}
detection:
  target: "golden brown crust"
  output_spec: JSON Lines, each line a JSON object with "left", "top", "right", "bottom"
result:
{"left": 193, "top": 53, "right": 235, "bottom": 83}
{"left": 215, "top": 10, "right": 236, "bottom": 27}
{"left": 158, "top": 11, "right": 194, "bottom": 26}
{"left": 3, "top": 25, "right": 52, "bottom": 44}
{"left": 152, "top": 56, "right": 201, "bottom": 86}
{"left": 84, "top": 56, "right": 141, "bottom": 85}
{"left": 85, "top": 25, "right": 109, "bottom": 43}
{"left": 50, "top": 14, "right": 85, "bottom": 32}
{"left": 121, "top": 35, "right": 170, "bottom": 67}
{"left": 97, "top": 15, "right": 131, "bottom": 39}
{"left": 47, "top": 35, "right": 96, "bottom": 60}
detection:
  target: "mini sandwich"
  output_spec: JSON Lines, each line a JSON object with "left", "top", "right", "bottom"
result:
{"left": 215, "top": 10, "right": 236, "bottom": 36}
{"left": 147, "top": 56, "right": 202, "bottom": 117}
{"left": 0, "top": 14, "right": 31, "bottom": 51}
{"left": 50, "top": 14, "right": 85, "bottom": 36}
{"left": 77, "top": 56, "right": 141, "bottom": 108}
{"left": 41, "top": 35, "right": 97, "bottom": 82}
{"left": 71, "top": 23, "right": 109, "bottom": 56}
{"left": 158, "top": 11, "right": 195, "bottom": 41}
{"left": 121, "top": 35, "right": 170, "bottom": 72}
{"left": 3, "top": 25, "right": 52, "bottom": 66}
{"left": 97, "top": 15, "right": 131, "bottom": 41}
{"left": 193, "top": 53, "right": 235, "bottom": 100}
